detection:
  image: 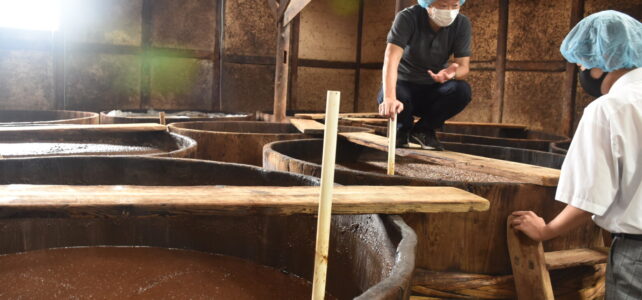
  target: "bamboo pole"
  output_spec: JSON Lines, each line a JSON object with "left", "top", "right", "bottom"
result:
{"left": 387, "top": 113, "right": 397, "bottom": 175}
{"left": 311, "top": 91, "right": 341, "bottom": 300}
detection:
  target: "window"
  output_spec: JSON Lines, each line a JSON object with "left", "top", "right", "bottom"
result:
{"left": 0, "top": 0, "right": 60, "bottom": 31}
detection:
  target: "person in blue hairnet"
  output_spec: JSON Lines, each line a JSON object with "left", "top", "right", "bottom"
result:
{"left": 377, "top": 0, "right": 471, "bottom": 150}
{"left": 510, "top": 10, "right": 642, "bottom": 299}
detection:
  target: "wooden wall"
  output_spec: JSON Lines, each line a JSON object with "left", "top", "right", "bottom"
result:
{"left": 0, "top": 0, "right": 639, "bottom": 135}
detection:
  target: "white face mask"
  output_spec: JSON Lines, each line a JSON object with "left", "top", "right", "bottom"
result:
{"left": 428, "top": 7, "right": 459, "bottom": 27}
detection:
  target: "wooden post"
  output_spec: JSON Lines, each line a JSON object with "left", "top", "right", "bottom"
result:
{"left": 273, "top": 3, "right": 292, "bottom": 123}
{"left": 288, "top": 15, "right": 300, "bottom": 112}
{"left": 140, "top": 0, "right": 153, "bottom": 109}
{"left": 494, "top": 0, "right": 509, "bottom": 123}
{"left": 311, "top": 91, "right": 341, "bottom": 300}
{"left": 353, "top": 0, "right": 365, "bottom": 113}
{"left": 387, "top": 114, "right": 397, "bottom": 175}
{"left": 562, "top": 0, "right": 585, "bottom": 136}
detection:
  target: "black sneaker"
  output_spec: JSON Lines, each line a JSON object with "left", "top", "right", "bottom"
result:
{"left": 395, "top": 129, "right": 410, "bottom": 148}
{"left": 410, "top": 129, "right": 444, "bottom": 151}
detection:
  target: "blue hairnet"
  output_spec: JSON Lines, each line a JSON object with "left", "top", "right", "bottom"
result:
{"left": 560, "top": 10, "right": 642, "bottom": 72}
{"left": 418, "top": 0, "right": 466, "bottom": 8}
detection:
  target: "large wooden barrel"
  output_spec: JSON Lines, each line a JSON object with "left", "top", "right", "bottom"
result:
{"left": 100, "top": 109, "right": 252, "bottom": 124}
{"left": 551, "top": 140, "right": 571, "bottom": 154}
{"left": 0, "top": 127, "right": 196, "bottom": 158}
{"left": 168, "top": 121, "right": 373, "bottom": 166}
{"left": 0, "top": 156, "right": 416, "bottom": 300}
{"left": 443, "top": 142, "right": 566, "bottom": 169}
{"left": 340, "top": 119, "right": 568, "bottom": 152}
{"left": 0, "top": 110, "right": 98, "bottom": 125}
{"left": 263, "top": 138, "right": 603, "bottom": 300}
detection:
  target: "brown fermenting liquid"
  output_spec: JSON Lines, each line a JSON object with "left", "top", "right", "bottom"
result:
{"left": 339, "top": 161, "right": 514, "bottom": 183}
{"left": 0, "top": 247, "right": 334, "bottom": 299}
{"left": 0, "top": 143, "right": 166, "bottom": 157}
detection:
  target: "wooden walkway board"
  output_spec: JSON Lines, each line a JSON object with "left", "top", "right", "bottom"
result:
{"left": 294, "top": 113, "right": 528, "bottom": 130}
{"left": 289, "top": 118, "right": 325, "bottom": 135}
{"left": 0, "top": 185, "right": 489, "bottom": 218}
{"left": 340, "top": 132, "right": 560, "bottom": 186}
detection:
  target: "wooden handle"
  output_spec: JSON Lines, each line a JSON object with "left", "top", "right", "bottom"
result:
{"left": 387, "top": 114, "right": 397, "bottom": 175}
{"left": 312, "top": 91, "right": 341, "bottom": 300}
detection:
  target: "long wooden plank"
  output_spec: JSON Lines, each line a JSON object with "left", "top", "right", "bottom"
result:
{"left": 294, "top": 112, "right": 381, "bottom": 120}
{"left": 544, "top": 247, "right": 608, "bottom": 270}
{"left": 290, "top": 118, "right": 324, "bottom": 134}
{"left": 297, "top": 113, "right": 528, "bottom": 129}
{"left": 340, "top": 132, "right": 560, "bottom": 186}
{"left": 506, "top": 216, "right": 554, "bottom": 300}
{"left": 0, "top": 185, "right": 489, "bottom": 218}
{"left": 283, "top": 0, "right": 312, "bottom": 25}
{"left": 0, "top": 123, "right": 167, "bottom": 133}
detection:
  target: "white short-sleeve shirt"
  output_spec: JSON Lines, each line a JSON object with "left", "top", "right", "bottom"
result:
{"left": 555, "top": 68, "right": 642, "bottom": 234}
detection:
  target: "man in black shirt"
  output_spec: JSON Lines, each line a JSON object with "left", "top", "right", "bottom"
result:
{"left": 378, "top": 0, "right": 472, "bottom": 150}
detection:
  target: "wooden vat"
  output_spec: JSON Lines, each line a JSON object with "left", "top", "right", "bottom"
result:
{"left": 168, "top": 121, "right": 372, "bottom": 166}
{"left": 263, "top": 138, "right": 604, "bottom": 300}
{"left": 100, "top": 109, "right": 252, "bottom": 124}
{"left": 0, "top": 110, "right": 98, "bottom": 125}
{"left": 551, "top": 140, "right": 571, "bottom": 154}
{"left": 0, "top": 156, "right": 416, "bottom": 300}
{"left": 340, "top": 119, "right": 568, "bottom": 152}
{"left": 443, "top": 142, "right": 566, "bottom": 169}
{"left": 0, "top": 126, "right": 196, "bottom": 158}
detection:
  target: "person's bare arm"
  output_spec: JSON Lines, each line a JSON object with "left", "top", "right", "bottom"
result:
{"left": 379, "top": 43, "right": 405, "bottom": 120}
{"left": 510, "top": 205, "right": 592, "bottom": 241}
{"left": 453, "top": 56, "right": 469, "bottom": 80}
{"left": 428, "top": 56, "right": 470, "bottom": 83}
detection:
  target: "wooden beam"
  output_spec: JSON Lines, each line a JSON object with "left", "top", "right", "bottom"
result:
{"left": 273, "top": 20, "right": 292, "bottom": 122}
{"left": 140, "top": 0, "right": 153, "bottom": 109}
{"left": 290, "top": 118, "right": 325, "bottom": 134}
{"left": 277, "top": 0, "right": 291, "bottom": 20}
{"left": 214, "top": 0, "right": 225, "bottom": 111}
{"left": 288, "top": 15, "right": 300, "bottom": 112}
{"left": 0, "top": 185, "right": 490, "bottom": 218}
{"left": 562, "top": 0, "right": 585, "bottom": 136}
{"left": 340, "top": 131, "right": 560, "bottom": 186}
{"left": 283, "top": 0, "right": 312, "bottom": 25}
{"left": 506, "top": 216, "right": 554, "bottom": 300}
{"left": 506, "top": 61, "right": 567, "bottom": 72}
{"left": 353, "top": 0, "right": 365, "bottom": 113}
{"left": 494, "top": 0, "right": 508, "bottom": 123}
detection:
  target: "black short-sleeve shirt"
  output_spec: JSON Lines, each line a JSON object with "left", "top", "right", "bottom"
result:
{"left": 387, "top": 5, "right": 472, "bottom": 84}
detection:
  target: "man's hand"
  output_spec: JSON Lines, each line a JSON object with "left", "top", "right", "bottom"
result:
{"left": 510, "top": 211, "right": 551, "bottom": 242}
{"left": 428, "top": 63, "right": 459, "bottom": 83}
{"left": 378, "top": 99, "right": 404, "bottom": 120}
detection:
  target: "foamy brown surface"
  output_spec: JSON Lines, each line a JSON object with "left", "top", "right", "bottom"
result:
{"left": 0, "top": 143, "right": 166, "bottom": 157}
{"left": 106, "top": 110, "right": 246, "bottom": 119}
{"left": 0, "top": 247, "right": 334, "bottom": 299}
{"left": 339, "top": 161, "right": 513, "bottom": 183}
